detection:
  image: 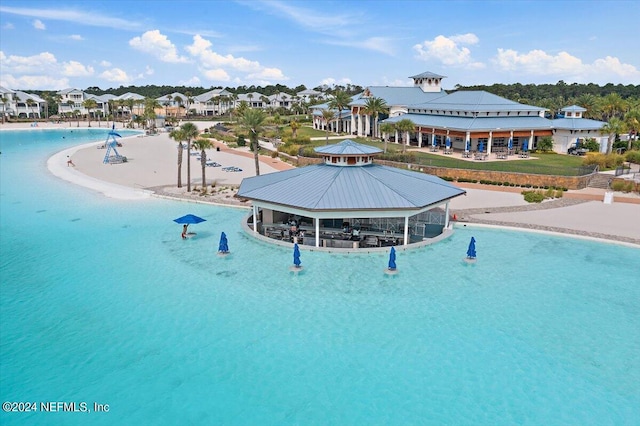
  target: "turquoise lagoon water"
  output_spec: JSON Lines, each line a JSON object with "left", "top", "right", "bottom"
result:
{"left": 1, "top": 129, "right": 639, "bottom": 425}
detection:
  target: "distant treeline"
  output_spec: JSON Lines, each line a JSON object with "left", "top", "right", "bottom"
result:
{"left": 454, "top": 80, "right": 640, "bottom": 102}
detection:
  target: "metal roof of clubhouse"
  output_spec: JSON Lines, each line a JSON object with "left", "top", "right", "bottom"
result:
{"left": 237, "top": 140, "right": 465, "bottom": 211}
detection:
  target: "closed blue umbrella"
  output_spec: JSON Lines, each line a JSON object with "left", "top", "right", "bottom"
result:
{"left": 575, "top": 137, "right": 580, "bottom": 148}
{"left": 432, "top": 135, "right": 437, "bottom": 147}
{"left": 465, "top": 139, "right": 470, "bottom": 152}
{"left": 218, "top": 232, "right": 229, "bottom": 253}
{"left": 522, "top": 139, "right": 528, "bottom": 152}
{"left": 445, "top": 136, "right": 451, "bottom": 148}
{"left": 466, "top": 237, "right": 476, "bottom": 259}
{"left": 388, "top": 247, "right": 397, "bottom": 270}
{"left": 508, "top": 137, "right": 513, "bottom": 150}
{"left": 478, "top": 141, "right": 484, "bottom": 153}
{"left": 293, "top": 243, "right": 301, "bottom": 267}
{"left": 173, "top": 214, "right": 206, "bottom": 224}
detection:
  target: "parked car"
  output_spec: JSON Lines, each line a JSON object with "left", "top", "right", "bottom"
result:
{"left": 568, "top": 143, "right": 588, "bottom": 156}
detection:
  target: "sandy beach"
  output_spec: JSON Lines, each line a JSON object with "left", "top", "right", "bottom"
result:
{"left": 4, "top": 120, "right": 639, "bottom": 245}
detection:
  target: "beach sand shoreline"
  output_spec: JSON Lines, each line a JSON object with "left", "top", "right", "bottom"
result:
{"left": 3, "top": 120, "right": 639, "bottom": 245}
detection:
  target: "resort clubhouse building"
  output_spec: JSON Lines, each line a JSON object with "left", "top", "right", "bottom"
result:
{"left": 237, "top": 140, "right": 466, "bottom": 250}
{"left": 312, "top": 72, "right": 607, "bottom": 155}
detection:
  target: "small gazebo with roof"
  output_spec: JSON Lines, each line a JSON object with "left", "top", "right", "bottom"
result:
{"left": 236, "top": 140, "right": 466, "bottom": 249}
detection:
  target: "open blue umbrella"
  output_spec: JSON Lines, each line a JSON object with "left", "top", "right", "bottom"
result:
{"left": 445, "top": 136, "right": 451, "bottom": 148}
{"left": 478, "top": 141, "right": 484, "bottom": 153}
{"left": 173, "top": 214, "right": 206, "bottom": 224}
{"left": 293, "top": 243, "right": 301, "bottom": 267}
{"left": 508, "top": 137, "right": 513, "bottom": 150}
{"left": 218, "top": 232, "right": 229, "bottom": 253}
{"left": 388, "top": 247, "right": 397, "bottom": 270}
{"left": 466, "top": 237, "right": 477, "bottom": 259}
{"left": 522, "top": 139, "right": 528, "bottom": 152}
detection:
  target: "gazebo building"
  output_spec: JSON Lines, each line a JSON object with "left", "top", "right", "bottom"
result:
{"left": 236, "top": 140, "right": 466, "bottom": 250}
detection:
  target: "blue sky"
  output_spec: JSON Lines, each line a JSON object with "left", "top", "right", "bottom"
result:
{"left": 1, "top": 0, "right": 639, "bottom": 91}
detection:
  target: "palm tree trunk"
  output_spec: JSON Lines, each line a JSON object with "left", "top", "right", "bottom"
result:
{"left": 201, "top": 150, "right": 207, "bottom": 187}
{"left": 177, "top": 145, "right": 183, "bottom": 188}
{"left": 187, "top": 140, "right": 192, "bottom": 192}
{"left": 252, "top": 137, "right": 261, "bottom": 176}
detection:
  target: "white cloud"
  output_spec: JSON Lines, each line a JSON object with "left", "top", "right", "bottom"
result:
{"left": 319, "top": 77, "right": 352, "bottom": 86}
{"left": 326, "top": 36, "right": 395, "bottom": 56}
{"left": 33, "top": 19, "right": 45, "bottom": 30}
{"left": 414, "top": 34, "right": 484, "bottom": 69}
{"left": 186, "top": 35, "right": 287, "bottom": 82}
{"left": 129, "top": 30, "right": 189, "bottom": 63}
{"left": 203, "top": 69, "right": 230, "bottom": 81}
{"left": 493, "top": 49, "right": 640, "bottom": 83}
{"left": 0, "top": 51, "right": 58, "bottom": 73}
{"left": 0, "top": 6, "right": 140, "bottom": 30}
{"left": 3, "top": 22, "right": 15, "bottom": 30}
{"left": 180, "top": 76, "right": 201, "bottom": 86}
{"left": 100, "top": 60, "right": 111, "bottom": 67}
{"left": 1, "top": 73, "right": 69, "bottom": 90}
{"left": 99, "top": 68, "right": 132, "bottom": 83}
{"left": 69, "top": 34, "right": 83, "bottom": 41}
{"left": 493, "top": 48, "right": 581, "bottom": 74}
{"left": 145, "top": 66, "right": 154, "bottom": 75}
{"left": 61, "top": 61, "right": 94, "bottom": 77}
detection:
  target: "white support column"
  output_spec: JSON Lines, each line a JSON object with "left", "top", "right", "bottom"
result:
{"left": 315, "top": 218, "right": 320, "bottom": 247}
{"left": 351, "top": 114, "right": 355, "bottom": 135}
{"left": 357, "top": 113, "right": 363, "bottom": 137}
{"left": 444, "top": 202, "right": 450, "bottom": 229}
{"left": 418, "top": 130, "right": 423, "bottom": 148}
{"left": 432, "top": 133, "right": 436, "bottom": 147}
{"left": 488, "top": 131, "right": 493, "bottom": 154}
{"left": 405, "top": 132, "right": 410, "bottom": 146}
{"left": 395, "top": 130, "right": 399, "bottom": 144}
{"left": 403, "top": 216, "right": 409, "bottom": 246}
{"left": 252, "top": 205, "right": 258, "bottom": 233}
{"left": 364, "top": 114, "right": 370, "bottom": 136}
{"left": 529, "top": 130, "right": 534, "bottom": 150}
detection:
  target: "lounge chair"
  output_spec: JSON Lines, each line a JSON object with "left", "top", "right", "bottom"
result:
{"left": 363, "top": 235, "right": 379, "bottom": 247}
{"left": 206, "top": 161, "right": 221, "bottom": 167}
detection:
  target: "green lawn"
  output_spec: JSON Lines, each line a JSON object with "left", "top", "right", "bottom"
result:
{"left": 338, "top": 138, "right": 593, "bottom": 176}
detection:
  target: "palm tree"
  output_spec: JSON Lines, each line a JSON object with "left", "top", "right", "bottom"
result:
{"left": 170, "top": 128, "right": 186, "bottom": 188}
{"left": 247, "top": 93, "right": 254, "bottom": 107}
{"left": 601, "top": 117, "right": 627, "bottom": 154}
{"left": 380, "top": 122, "right": 396, "bottom": 153}
{"left": 13, "top": 95, "right": 21, "bottom": 118}
{"left": 599, "top": 93, "right": 627, "bottom": 121}
{"left": 328, "top": 91, "right": 351, "bottom": 133}
{"left": 239, "top": 108, "right": 266, "bottom": 176}
{"left": 272, "top": 113, "right": 283, "bottom": 139}
{"left": 0, "top": 95, "right": 8, "bottom": 123}
{"left": 164, "top": 95, "right": 173, "bottom": 118}
{"left": 143, "top": 98, "right": 161, "bottom": 130}
{"left": 623, "top": 108, "right": 640, "bottom": 150}
{"left": 73, "top": 109, "right": 81, "bottom": 127}
{"left": 395, "top": 118, "right": 416, "bottom": 153}
{"left": 174, "top": 96, "right": 184, "bottom": 118}
{"left": 185, "top": 91, "right": 193, "bottom": 118}
{"left": 290, "top": 119, "right": 300, "bottom": 139}
{"left": 321, "top": 109, "right": 336, "bottom": 144}
{"left": 363, "top": 97, "right": 389, "bottom": 138}
{"left": 65, "top": 100, "right": 74, "bottom": 125}
{"left": 180, "top": 122, "right": 200, "bottom": 192}
{"left": 82, "top": 99, "right": 97, "bottom": 127}
{"left": 192, "top": 138, "right": 213, "bottom": 189}
{"left": 26, "top": 98, "right": 37, "bottom": 119}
